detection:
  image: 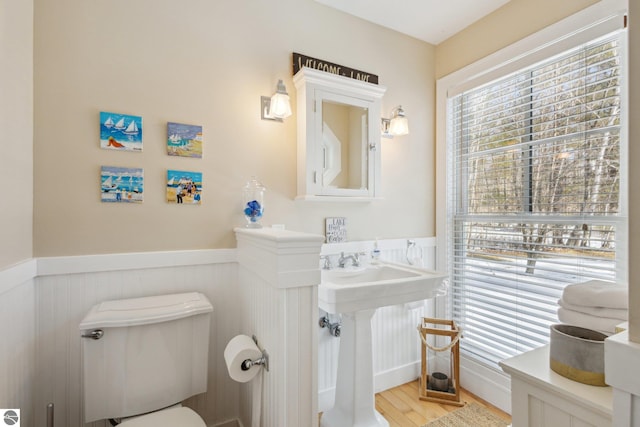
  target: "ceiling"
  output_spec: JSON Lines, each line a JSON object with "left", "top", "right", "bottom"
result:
{"left": 314, "top": 0, "right": 511, "bottom": 45}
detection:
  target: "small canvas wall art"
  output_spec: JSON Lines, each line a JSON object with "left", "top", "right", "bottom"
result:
{"left": 167, "top": 122, "right": 203, "bottom": 158}
{"left": 101, "top": 166, "right": 144, "bottom": 203}
{"left": 167, "top": 169, "right": 202, "bottom": 204}
{"left": 100, "top": 112, "right": 143, "bottom": 151}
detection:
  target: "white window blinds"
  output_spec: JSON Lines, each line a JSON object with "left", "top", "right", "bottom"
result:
{"left": 447, "top": 32, "right": 625, "bottom": 366}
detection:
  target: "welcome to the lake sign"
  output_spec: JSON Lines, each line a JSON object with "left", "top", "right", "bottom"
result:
{"left": 293, "top": 52, "right": 379, "bottom": 85}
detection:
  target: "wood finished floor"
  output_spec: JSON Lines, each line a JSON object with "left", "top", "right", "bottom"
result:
{"left": 374, "top": 380, "right": 512, "bottom": 427}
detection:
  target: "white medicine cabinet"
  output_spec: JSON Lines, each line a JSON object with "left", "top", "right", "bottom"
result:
{"left": 293, "top": 68, "right": 386, "bottom": 201}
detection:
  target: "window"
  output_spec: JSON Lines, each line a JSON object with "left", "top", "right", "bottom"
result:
{"left": 445, "top": 31, "right": 626, "bottom": 366}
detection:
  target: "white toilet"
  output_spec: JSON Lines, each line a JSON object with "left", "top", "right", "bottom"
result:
{"left": 79, "top": 292, "right": 213, "bottom": 426}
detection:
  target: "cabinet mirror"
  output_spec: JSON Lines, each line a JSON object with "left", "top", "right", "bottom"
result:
{"left": 320, "top": 96, "right": 368, "bottom": 192}
{"left": 294, "top": 68, "right": 386, "bottom": 200}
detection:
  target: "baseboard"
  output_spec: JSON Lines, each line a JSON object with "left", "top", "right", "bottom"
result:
{"left": 318, "top": 360, "right": 421, "bottom": 412}
{"left": 374, "top": 360, "right": 421, "bottom": 393}
{"left": 320, "top": 356, "right": 512, "bottom": 414}
{"left": 460, "top": 354, "right": 511, "bottom": 413}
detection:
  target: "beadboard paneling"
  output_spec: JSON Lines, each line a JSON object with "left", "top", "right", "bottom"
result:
{"left": 1, "top": 237, "right": 437, "bottom": 427}
{"left": 34, "top": 260, "right": 239, "bottom": 427}
{"left": 0, "top": 275, "right": 35, "bottom": 427}
{"left": 235, "top": 228, "right": 322, "bottom": 427}
{"left": 238, "top": 267, "right": 283, "bottom": 427}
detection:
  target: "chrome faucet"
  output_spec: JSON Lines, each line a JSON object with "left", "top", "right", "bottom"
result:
{"left": 338, "top": 252, "right": 360, "bottom": 268}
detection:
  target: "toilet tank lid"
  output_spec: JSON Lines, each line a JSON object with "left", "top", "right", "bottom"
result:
{"left": 79, "top": 292, "right": 213, "bottom": 329}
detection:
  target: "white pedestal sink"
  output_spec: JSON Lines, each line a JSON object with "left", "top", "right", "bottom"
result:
{"left": 319, "top": 261, "right": 448, "bottom": 427}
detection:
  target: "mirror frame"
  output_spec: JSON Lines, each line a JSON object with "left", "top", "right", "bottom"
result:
{"left": 293, "top": 67, "right": 387, "bottom": 201}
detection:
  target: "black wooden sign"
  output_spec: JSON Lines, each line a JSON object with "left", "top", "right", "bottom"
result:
{"left": 292, "top": 52, "right": 379, "bottom": 85}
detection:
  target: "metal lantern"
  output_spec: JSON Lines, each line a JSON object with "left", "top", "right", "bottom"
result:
{"left": 418, "top": 317, "right": 463, "bottom": 406}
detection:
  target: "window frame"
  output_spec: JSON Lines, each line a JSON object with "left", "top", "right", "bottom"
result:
{"left": 435, "top": 0, "right": 628, "bottom": 409}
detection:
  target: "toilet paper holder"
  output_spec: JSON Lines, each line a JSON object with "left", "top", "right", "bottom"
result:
{"left": 241, "top": 335, "right": 269, "bottom": 372}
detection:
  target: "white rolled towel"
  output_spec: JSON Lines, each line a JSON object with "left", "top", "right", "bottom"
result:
{"left": 557, "top": 307, "right": 621, "bottom": 335}
{"left": 558, "top": 298, "right": 627, "bottom": 321}
{"left": 562, "top": 280, "right": 628, "bottom": 309}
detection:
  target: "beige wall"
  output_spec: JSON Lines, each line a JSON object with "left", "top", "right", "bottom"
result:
{"left": 0, "top": 0, "right": 34, "bottom": 269}
{"left": 435, "top": 0, "right": 599, "bottom": 79}
{"left": 32, "top": 0, "right": 435, "bottom": 256}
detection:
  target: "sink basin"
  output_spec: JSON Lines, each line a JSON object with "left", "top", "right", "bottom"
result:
{"left": 319, "top": 261, "right": 448, "bottom": 427}
{"left": 322, "top": 264, "right": 421, "bottom": 284}
{"left": 319, "top": 261, "right": 448, "bottom": 313}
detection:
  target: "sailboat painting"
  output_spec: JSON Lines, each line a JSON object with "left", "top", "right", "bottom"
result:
{"left": 100, "top": 112, "right": 143, "bottom": 152}
{"left": 167, "top": 122, "right": 203, "bottom": 158}
{"left": 101, "top": 166, "right": 144, "bottom": 203}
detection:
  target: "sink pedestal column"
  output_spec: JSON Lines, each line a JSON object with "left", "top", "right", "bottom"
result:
{"left": 321, "top": 308, "right": 389, "bottom": 427}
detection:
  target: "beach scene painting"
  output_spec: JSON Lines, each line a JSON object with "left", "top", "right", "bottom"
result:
{"left": 167, "top": 122, "right": 203, "bottom": 158}
{"left": 101, "top": 166, "right": 144, "bottom": 203}
{"left": 167, "top": 169, "right": 202, "bottom": 205}
{"left": 100, "top": 112, "right": 143, "bottom": 151}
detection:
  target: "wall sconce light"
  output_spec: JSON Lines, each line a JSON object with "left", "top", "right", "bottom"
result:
{"left": 381, "top": 105, "right": 409, "bottom": 138}
{"left": 261, "top": 79, "right": 292, "bottom": 122}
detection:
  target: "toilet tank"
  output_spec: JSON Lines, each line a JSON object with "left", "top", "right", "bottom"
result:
{"left": 80, "top": 292, "right": 213, "bottom": 423}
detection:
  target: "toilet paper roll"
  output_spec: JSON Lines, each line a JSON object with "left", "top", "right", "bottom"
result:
{"left": 224, "top": 334, "right": 263, "bottom": 383}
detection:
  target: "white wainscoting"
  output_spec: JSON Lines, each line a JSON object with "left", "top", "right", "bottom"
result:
{"left": 0, "top": 260, "right": 36, "bottom": 427}
{"left": 317, "top": 238, "right": 438, "bottom": 412}
{"left": 237, "top": 267, "right": 319, "bottom": 427}
{"left": 0, "top": 236, "right": 441, "bottom": 427}
{"left": 27, "top": 250, "right": 240, "bottom": 427}
{"left": 235, "top": 228, "right": 324, "bottom": 427}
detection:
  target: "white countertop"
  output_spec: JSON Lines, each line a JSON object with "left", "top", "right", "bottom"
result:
{"left": 499, "top": 345, "right": 612, "bottom": 418}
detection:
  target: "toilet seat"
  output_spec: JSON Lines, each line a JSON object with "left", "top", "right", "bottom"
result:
{"left": 119, "top": 407, "right": 206, "bottom": 427}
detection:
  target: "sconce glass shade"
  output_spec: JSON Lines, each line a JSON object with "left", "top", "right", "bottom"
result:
{"left": 389, "top": 116, "right": 409, "bottom": 135}
{"left": 269, "top": 80, "right": 292, "bottom": 119}
{"left": 389, "top": 106, "right": 409, "bottom": 136}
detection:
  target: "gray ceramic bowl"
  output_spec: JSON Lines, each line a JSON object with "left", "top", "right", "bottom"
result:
{"left": 549, "top": 324, "right": 607, "bottom": 386}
